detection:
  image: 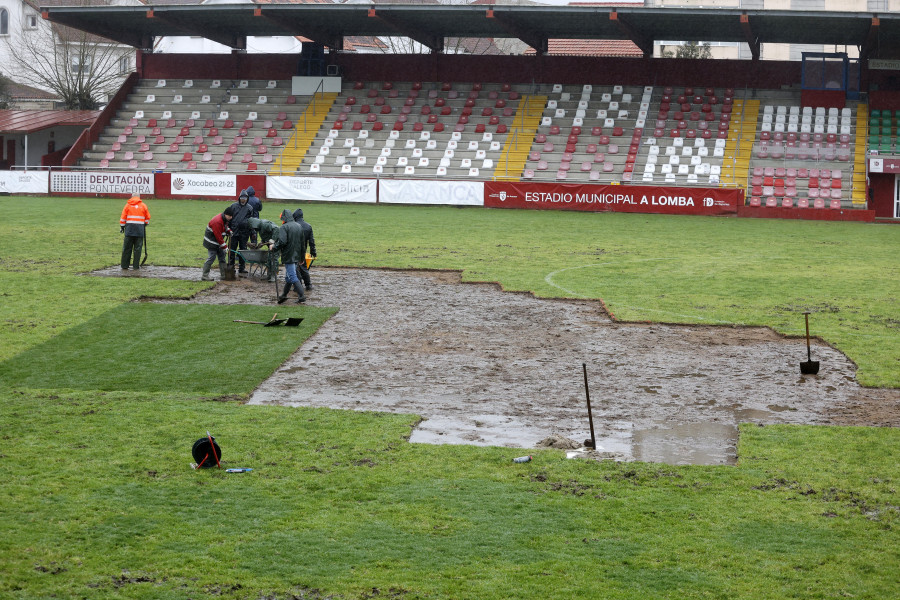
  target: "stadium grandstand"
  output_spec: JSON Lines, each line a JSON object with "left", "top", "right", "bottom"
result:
{"left": 2, "top": 3, "right": 899, "bottom": 220}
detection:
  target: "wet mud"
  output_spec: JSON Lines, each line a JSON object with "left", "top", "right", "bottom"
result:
{"left": 93, "top": 265, "right": 900, "bottom": 465}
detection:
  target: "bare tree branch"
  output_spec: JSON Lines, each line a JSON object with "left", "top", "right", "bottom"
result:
{"left": 0, "top": 72, "right": 10, "bottom": 108}
{"left": 2, "top": 14, "right": 131, "bottom": 109}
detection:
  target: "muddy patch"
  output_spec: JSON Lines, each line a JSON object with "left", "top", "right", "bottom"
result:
{"left": 92, "top": 265, "right": 900, "bottom": 465}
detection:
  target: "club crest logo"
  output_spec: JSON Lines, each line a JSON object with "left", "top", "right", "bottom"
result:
{"left": 172, "top": 177, "right": 185, "bottom": 191}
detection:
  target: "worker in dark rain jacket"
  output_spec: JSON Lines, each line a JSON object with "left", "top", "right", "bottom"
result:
{"left": 202, "top": 206, "right": 234, "bottom": 281}
{"left": 227, "top": 191, "right": 253, "bottom": 274}
{"left": 246, "top": 186, "right": 262, "bottom": 244}
{"left": 292, "top": 208, "right": 317, "bottom": 291}
{"left": 247, "top": 217, "right": 279, "bottom": 283}
{"left": 272, "top": 209, "right": 306, "bottom": 304}
{"left": 120, "top": 195, "right": 150, "bottom": 271}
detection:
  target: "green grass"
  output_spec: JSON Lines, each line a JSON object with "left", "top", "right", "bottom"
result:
{"left": 2, "top": 390, "right": 899, "bottom": 600}
{"left": 0, "top": 303, "right": 335, "bottom": 393}
{"left": 1, "top": 196, "right": 899, "bottom": 599}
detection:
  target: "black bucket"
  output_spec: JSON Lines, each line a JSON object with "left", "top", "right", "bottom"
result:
{"left": 192, "top": 436, "right": 222, "bottom": 468}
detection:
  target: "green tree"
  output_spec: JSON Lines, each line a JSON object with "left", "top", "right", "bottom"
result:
{"left": 662, "top": 41, "right": 713, "bottom": 59}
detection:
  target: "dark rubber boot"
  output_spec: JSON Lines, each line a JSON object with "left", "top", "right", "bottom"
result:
{"left": 292, "top": 281, "right": 306, "bottom": 303}
{"left": 277, "top": 282, "right": 292, "bottom": 304}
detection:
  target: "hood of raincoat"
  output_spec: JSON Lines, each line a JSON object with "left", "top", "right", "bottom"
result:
{"left": 280, "top": 209, "right": 295, "bottom": 223}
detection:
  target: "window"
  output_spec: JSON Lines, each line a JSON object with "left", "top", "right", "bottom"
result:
{"left": 25, "top": 14, "right": 38, "bottom": 29}
{"left": 119, "top": 55, "right": 131, "bottom": 74}
{"left": 71, "top": 55, "right": 92, "bottom": 75}
{"left": 1, "top": 9, "right": 9, "bottom": 36}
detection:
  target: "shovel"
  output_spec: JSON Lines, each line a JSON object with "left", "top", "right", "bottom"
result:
{"left": 800, "top": 311, "right": 820, "bottom": 375}
{"left": 233, "top": 313, "right": 303, "bottom": 327}
{"left": 222, "top": 233, "right": 237, "bottom": 281}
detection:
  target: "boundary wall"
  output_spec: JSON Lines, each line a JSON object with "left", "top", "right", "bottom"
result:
{"left": 0, "top": 170, "right": 874, "bottom": 221}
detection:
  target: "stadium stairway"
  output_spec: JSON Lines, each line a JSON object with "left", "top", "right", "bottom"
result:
{"left": 270, "top": 92, "right": 338, "bottom": 175}
{"left": 720, "top": 99, "right": 758, "bottom": 189}
{"left": 851, "top": 104, "right": 868, "bottom": 205}
{"left": 493, "top": 94, "right": 546, "bottom": 181}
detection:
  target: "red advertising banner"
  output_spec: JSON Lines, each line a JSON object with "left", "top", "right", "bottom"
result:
{"left": 484, "top": 182, "right": 741, "bottom": 216}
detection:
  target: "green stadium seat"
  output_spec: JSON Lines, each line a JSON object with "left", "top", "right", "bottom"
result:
{"left": 870, "top": 109, "right": 881, "bottom": 118}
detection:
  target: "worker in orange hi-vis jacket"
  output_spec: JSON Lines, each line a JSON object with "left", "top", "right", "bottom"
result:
{"left": 119, "top": 195, "right": 150, "bottom": 270}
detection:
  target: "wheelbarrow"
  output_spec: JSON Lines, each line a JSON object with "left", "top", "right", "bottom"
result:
{"left": 235, "top": 247, "right": 276, "bottom": 280}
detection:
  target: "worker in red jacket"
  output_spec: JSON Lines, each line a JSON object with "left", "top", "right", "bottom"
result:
{"left": 119, "top": 195, "right": 150, "bottom": 270}
{"left": 201, "top": 206, "right": 234, "bottom": 281}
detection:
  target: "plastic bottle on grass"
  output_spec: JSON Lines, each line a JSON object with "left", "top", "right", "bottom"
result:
{"left": 513, "top": 455, "right": 532, "bottom": 463}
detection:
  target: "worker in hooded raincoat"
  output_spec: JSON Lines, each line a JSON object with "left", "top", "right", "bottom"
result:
{"left": 247, "top": 217, "right": 279, "bottom": 283}
{"left": 246, "top": 186, "right": 262, "bottom": 244}
{"left": 272, "top": 209, "right": 306, "bottom": 304}
{"left": 292, "top": 208, "right": 317, "bottom": 291}
{"left": 227, "top": 191, "right": 253, "bottom": 274}
{"left": 202, "top": 205, "right": 234, "bottom": 281}
{"left": 120, "top": 195, "right": 150, "bottom": 271}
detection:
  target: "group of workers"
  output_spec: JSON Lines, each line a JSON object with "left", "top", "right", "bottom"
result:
{"left": 202, "top": 189, "right": 316, "bottom": 304}
{"left": 118, "top": 190, "right": 317, "bottom": 305}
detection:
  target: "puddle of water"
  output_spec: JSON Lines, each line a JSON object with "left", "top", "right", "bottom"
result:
{"left": 410, "top": 414, "right": 566, "bottom": 448}
{"left": 410, "top": 417, "right": 736, "bottom": 466}
{"left": 632, "top": 422, "right": 737, "bottom": 466}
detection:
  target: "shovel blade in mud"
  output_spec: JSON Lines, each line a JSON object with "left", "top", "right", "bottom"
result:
{"left": 800, "top": 360, "right": 820, "bottom": 375}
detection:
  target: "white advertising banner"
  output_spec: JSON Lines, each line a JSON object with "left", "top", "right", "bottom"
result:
{"left": 266, "top": 176, "right": 377, "bottom": 203}
{"left": 51, "top": 171, "right": 154, "bottom": 195}
{"left": 170, "top": 173, "right": 236, "bottom": 196}
{"left": 379, "top": 179, "right": 484, "bottom": 206}
{"left": 0, "top": 170, "right": 49, "bottom": 193}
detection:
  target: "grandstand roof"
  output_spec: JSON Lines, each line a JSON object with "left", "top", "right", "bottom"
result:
{"left": 0, "top": 109, "right": 100, "bottom": 134}
{"left": 40, "top": 4, "right": 900, "bottom": 58}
